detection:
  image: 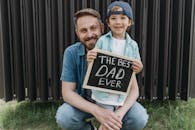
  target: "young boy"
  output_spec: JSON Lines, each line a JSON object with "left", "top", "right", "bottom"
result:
{"left": 87, "top": 1, "right": 148, "bottom": 130}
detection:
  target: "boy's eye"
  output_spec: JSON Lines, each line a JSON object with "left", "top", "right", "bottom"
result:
{"left": 110, "top": 17, "right": 116, "bottom": 20}
{"left": 121, "top": 16, "right": 127, "bottom": 19}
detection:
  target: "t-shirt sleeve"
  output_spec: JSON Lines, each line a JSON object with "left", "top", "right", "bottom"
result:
{"left": 134, "top": 42, "right": 141, "bottom": 60}
{"left": 60, "top": 48, "right": 77, "bottom": 82}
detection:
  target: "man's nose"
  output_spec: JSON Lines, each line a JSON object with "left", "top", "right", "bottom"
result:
{"left": 86, "top": 30, "right": 94, "bottom": 37}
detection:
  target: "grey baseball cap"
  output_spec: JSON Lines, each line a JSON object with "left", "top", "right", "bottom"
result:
{"left": 107, "top": 1, "right": 134, "bottom": 21}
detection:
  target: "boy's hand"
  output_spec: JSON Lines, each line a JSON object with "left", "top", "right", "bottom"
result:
{"left": 131, "top": 59, "right": 143, "bottom": 74}
{"left": 87, "top": 49, "right": 97, "bottom": 62}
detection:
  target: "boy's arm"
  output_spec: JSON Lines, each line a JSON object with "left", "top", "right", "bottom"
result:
{"left": 132, "top": 41, "right": 143, "bottom": 73}
{"left": 87, "top": 48, "right": 97, "bottom": 63}
{"left": 114, "top": 74, "right": 139, "bottom": 120}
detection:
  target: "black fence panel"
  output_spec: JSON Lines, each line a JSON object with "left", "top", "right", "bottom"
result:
{"left": 0, "top": 0, "right": 194, "bottom": 101}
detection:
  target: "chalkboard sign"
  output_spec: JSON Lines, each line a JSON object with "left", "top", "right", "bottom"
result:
{"left": 83, "top": 49, "right": 135, "bottom": 95}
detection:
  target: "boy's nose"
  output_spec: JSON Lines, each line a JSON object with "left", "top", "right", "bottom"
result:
{"left": 115, "top": 19, "right": 121, "bottom": 24}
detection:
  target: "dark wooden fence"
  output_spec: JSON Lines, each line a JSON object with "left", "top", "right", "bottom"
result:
{"left": 0, "top": 0, "right": 195, "bottom": 101}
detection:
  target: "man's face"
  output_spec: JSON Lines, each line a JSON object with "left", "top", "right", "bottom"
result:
{"left": 75, "top": 15, "right": 103, "bottom": 51}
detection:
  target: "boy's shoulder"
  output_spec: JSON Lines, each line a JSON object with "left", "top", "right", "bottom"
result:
{"left": 99, "top": 32, "right": 112, "bottom": 39}
{"left": 96, "top": 32, "right": 112, "bottom": 44}
{"left": 125, "top": 33, "right": 138, "bottom": 45}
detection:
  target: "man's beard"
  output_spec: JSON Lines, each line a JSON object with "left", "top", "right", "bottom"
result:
{"left": 83, "top": 35, "right": 99, "bottom": 50}
{"left": 85, "top": 43, "right": 95, "bottom": 50}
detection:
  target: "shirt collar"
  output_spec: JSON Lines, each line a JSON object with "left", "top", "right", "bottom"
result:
{"left": 105, "top": 31, "right": 132, "bottom": 42}
{"left": 78, "top": 42, "right": 86, "bottom": 56}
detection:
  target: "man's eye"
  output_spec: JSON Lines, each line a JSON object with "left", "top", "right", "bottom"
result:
{"left": 80, "top": 29, "right": 87, "bottom": 33}
{"left": 91, "top": 26, "right": 97, "bottom": 31}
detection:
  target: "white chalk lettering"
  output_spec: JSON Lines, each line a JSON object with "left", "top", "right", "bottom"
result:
{"left": 98, "top": 78, "right": 122, "bottom": 88}
{"left": 98, "top": 56, "right": 107, "bottom": 64}
{"left": 106, "top": 67, "right": 116, "bottom": 78}
{"left": 98, "top": 55, "right": 116, "bottom": 65}
{"left": 118, "top": 59, "right": 132, "bottom": 68}
{"left": 115, "top": 68, "right": 125, "bottom": 79}
{"left": 116, "top": 80, "right": 122, "bottom": 88}
{"left": 95, "top": 65, "right": 108, "bottom": 77}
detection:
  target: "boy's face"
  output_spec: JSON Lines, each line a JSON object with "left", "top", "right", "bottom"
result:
{"left": 107, "top": 14, "right": 131, "bottom": 39}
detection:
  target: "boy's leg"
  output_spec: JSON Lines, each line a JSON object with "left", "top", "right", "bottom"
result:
{"left": 121, "top": 101, "right": 148, "bottom": 130}
{"left": 55, "top": 103, "right": 93, "bottom": 130}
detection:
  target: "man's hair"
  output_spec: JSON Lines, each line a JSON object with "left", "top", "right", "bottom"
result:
{"left": 74, "top": 8, "right": 102, "bottom": 27}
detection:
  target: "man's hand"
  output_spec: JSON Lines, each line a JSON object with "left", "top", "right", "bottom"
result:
{"left": 93, "top": 107, "right": 122, "bottom": 130}
{"left": 132, "top": 59, "right": 143, "bottom": 74}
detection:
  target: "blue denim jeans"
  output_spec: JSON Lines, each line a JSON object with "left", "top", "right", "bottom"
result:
{"left": 55, "top": 101, "right": 148, "bottom": 130}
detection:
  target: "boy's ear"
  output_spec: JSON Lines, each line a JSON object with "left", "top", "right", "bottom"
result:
{"left": 129, "top": 19, "right": 134, "bottom": 26}
{"left": 106, "top": 19, "right": 109, "bottom": 24}
{"left": 106, "top": 19, "right": 111, "bottom": 28}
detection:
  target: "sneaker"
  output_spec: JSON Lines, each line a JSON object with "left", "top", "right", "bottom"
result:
{"left": 91, "top": 125, "right": 97, "bottom": 130}
{"left": 89, "top": 121, "right": 97, "bottom": 130}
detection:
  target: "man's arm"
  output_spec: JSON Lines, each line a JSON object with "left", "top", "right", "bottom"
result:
{"left": 61, "top": 81, "right": 122, "bottom": 130}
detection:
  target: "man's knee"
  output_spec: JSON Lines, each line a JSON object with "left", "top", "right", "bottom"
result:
{"left": 55, "top": 103, "right": 91, "bottom": 130}
{"left": 131, "top": 112, "right": 148, "bottom": 129}
{"left": 55, "top": 103, "right": 75, "bottom": 129}
{"left": 122, "top": 102, "right": 148, "bottom": 130}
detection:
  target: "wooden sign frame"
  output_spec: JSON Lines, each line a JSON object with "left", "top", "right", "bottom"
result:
{"left": 83, "top": 49, "right": 135, "bottom": 95}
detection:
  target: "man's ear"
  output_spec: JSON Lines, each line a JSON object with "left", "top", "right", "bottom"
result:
{"left": 100, "top": 23, "right": 104, "bottom": 34}
{"left": 75, "top": 28, "right": 79, "bottom": 37}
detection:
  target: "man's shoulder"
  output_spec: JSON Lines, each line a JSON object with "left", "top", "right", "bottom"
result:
{"left": 66, "top": 42, "right": 82, "bottom": 51}
{"left": 65, "top": 42, "right": 85, "bottom": 54}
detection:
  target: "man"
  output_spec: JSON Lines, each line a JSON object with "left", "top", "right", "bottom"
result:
{"left": 55, "top": 8, "right": 148, "bottom": 130}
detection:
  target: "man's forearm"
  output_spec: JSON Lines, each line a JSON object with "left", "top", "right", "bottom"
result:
{"left": 62, "top": 87, "right": 99, "bottom": 115}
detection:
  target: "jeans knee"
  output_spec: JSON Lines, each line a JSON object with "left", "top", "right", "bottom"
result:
{"left": 55, "top": 103, "right": 90, "bottom": 130}
{"left": 134, "top": 113, "right": 148, "bottom": 129}
{"left": 122, "top": 102, "right": 149, "bottom": 130}
{"left": 124, "top": 113, "right": 148, "bottom": 130}
{"left": 55, "top": 105, "right": 72, "bottom": 129}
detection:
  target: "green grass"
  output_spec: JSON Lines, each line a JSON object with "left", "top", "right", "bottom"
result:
{"left": 0, "top": 99, "right": 195, "bottom": 130}
{"left": 0, "top": 100, "right": 61, "bottom": 130}
{"left": 143, "top": 99, "right": 195, "bottom": 130}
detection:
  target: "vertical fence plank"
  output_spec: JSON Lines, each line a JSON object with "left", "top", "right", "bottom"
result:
{"left": 10, "top": 0, "right": 25, "bottom": 101}
{"left": 157, "top": 0, "right": 171, "bottom": 100}
{"left": 133, "top": 0, "right": 148, "bottom": 99}
{"left": 144, "top": 0, "right": 160, "bottom": 100}
{"left": 169, "top": 0, "right": 183, "bottom": 100}
{"left": 183, "top": 0, "right": 195, "bottom": 99}
{"left": 188, "top": 0, "right": 195, "bottom": 98}
{"left": 0, "top": 0, "right": 12, "bottom": 101}
{"left": 21, "top": 0, "right": 36, "bottom": 100}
